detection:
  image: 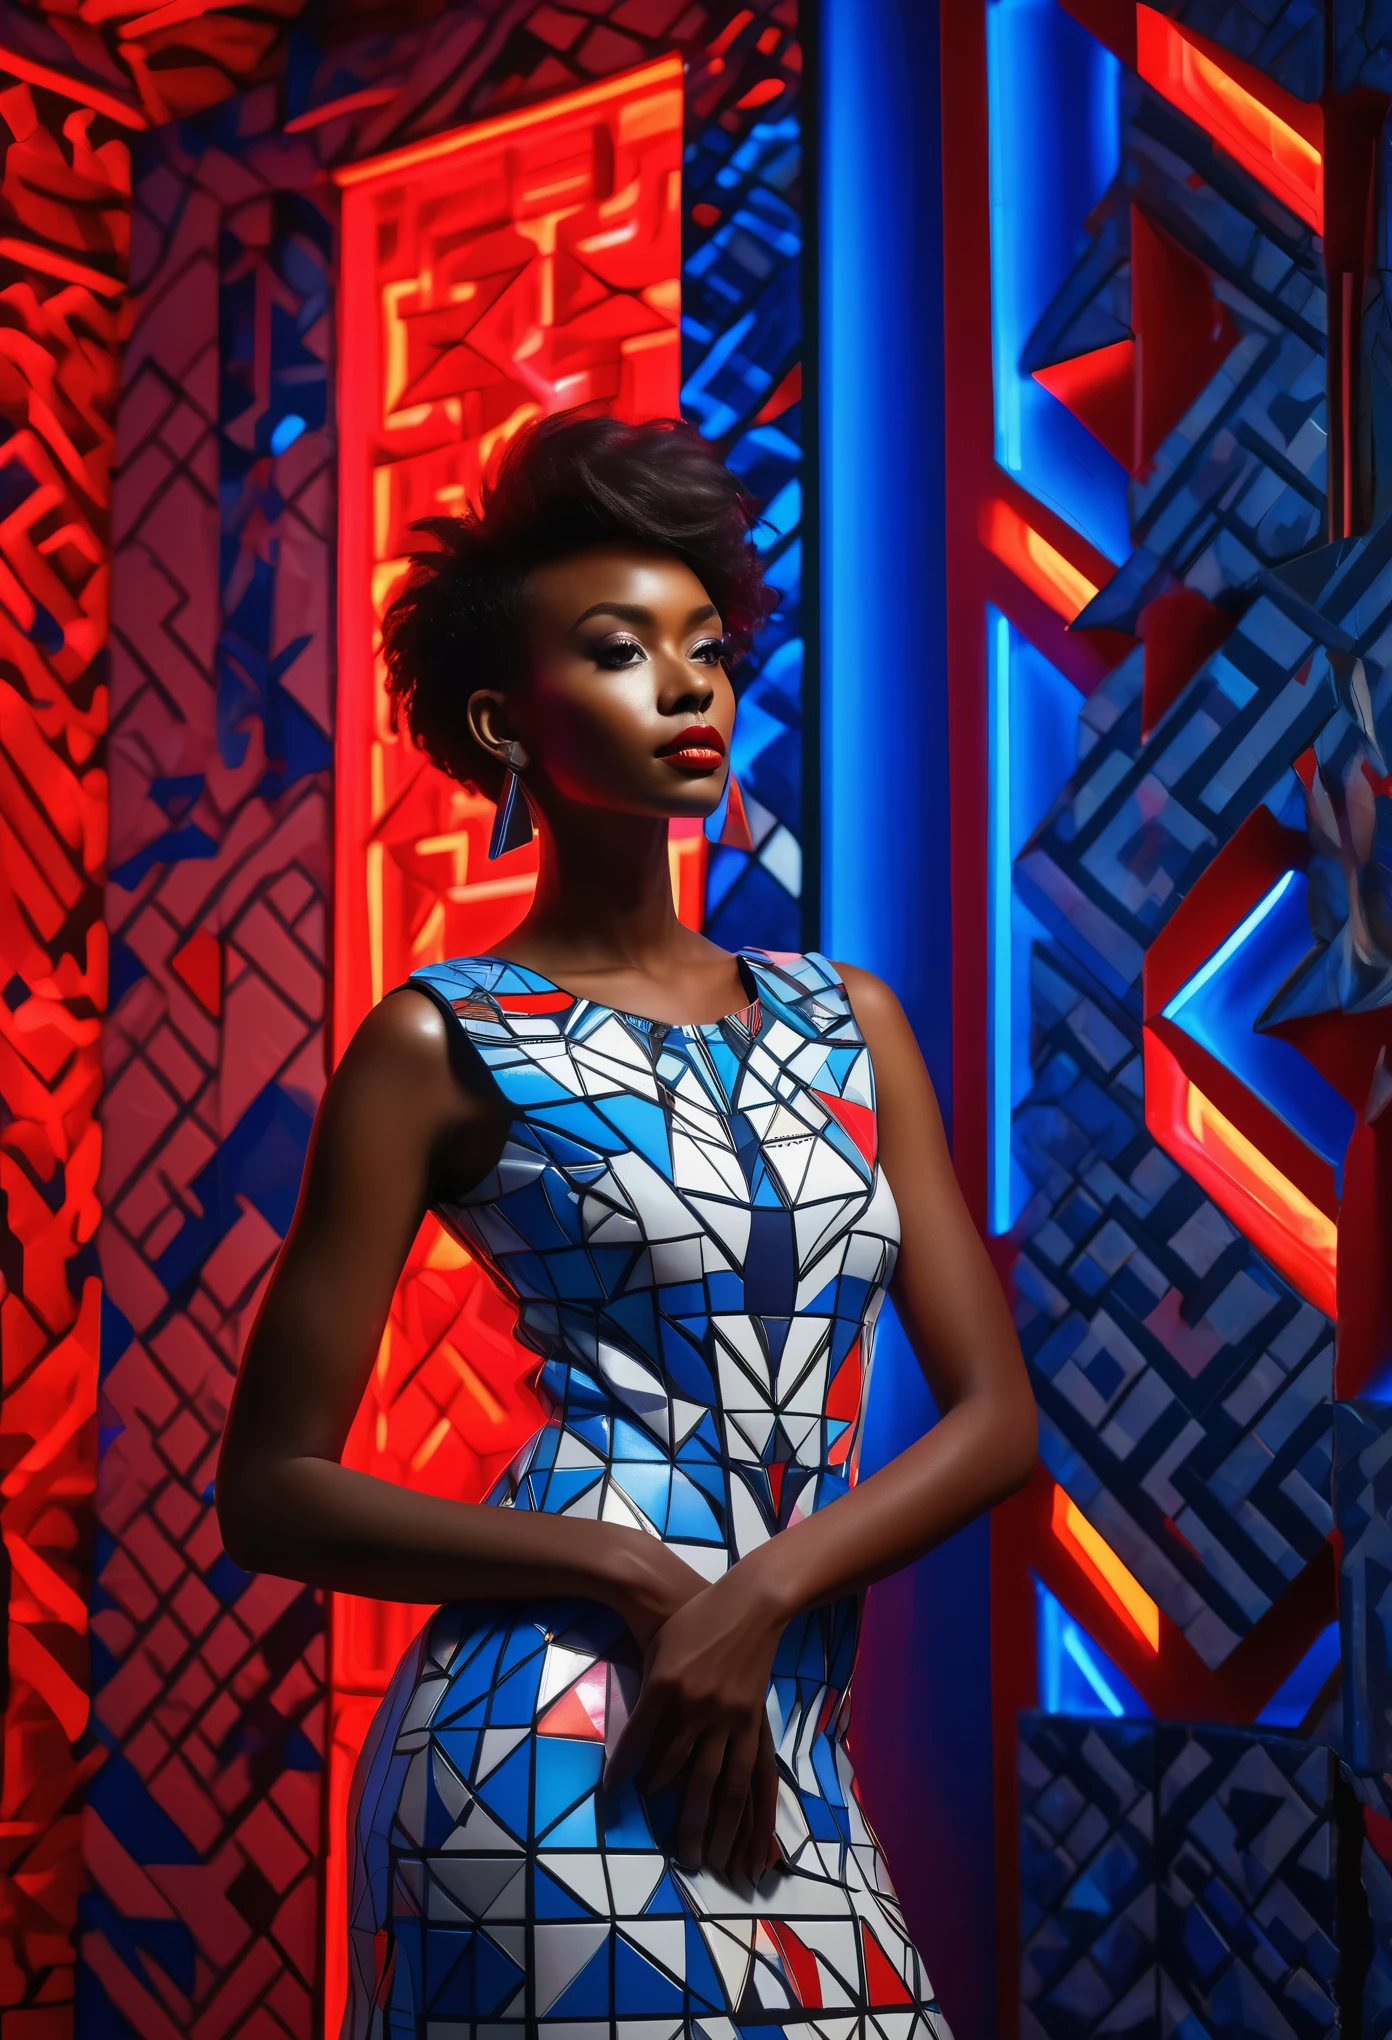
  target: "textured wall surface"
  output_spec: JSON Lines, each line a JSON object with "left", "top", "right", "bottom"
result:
{"left": 0, "top": 0, "right": 312, "bottom": 2024}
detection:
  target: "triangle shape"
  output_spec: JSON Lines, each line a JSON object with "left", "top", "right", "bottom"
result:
{"left": 813, "top": 1089, "right": 878, "bottom": 1166}
{"left": 1131, "top": 201, "right": 1240, "bottom": 471}
{"left": 1033, "top": 337, "right": 1135, "bottom": 468}
{"left": 861, "top": 1919, "right": 914, "bottom": 2006}
{"left": 537, "top": 1665, "right": 608, "bottom": 1742}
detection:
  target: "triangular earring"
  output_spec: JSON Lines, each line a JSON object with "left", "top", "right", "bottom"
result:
{"left": 488, "top": 745, "right": 534, "bottom": 860}
{"left": 705, "top": 769, "right": 755, "bottom": 852}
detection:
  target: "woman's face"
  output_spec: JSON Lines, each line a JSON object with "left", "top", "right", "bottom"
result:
{"left": 469, "top": 545, "right": 737, "bottom": 826}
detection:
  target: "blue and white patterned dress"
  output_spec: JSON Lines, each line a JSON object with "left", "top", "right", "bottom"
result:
{"left": 344, "top": 950, "right": 950, "bottom": 2039}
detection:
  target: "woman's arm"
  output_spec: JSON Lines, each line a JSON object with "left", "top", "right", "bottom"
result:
{"left": 606, "top": 964, "right": 1036, "bottom": 1873}
{"left": 216, "top": 989, "right": 703, "bottom": 1642}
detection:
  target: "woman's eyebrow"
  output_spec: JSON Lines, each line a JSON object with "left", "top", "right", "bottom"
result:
{"left": 570, "top": 601, "right": 654, "bottom": 628}
{"left": 569, "top": 601, "right": 721, "bottom": 630}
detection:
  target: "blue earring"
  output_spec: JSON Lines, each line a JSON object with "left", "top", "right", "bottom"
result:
{"left": 704, "top": 769, "right": 755, "bottom": 851}
{"left": 488, "top": 743, "right": 533, "bottom": 860}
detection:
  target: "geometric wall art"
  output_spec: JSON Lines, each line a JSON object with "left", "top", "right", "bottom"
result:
{"left": 952, "top": 0, "right": 1392, "bottom": 2027}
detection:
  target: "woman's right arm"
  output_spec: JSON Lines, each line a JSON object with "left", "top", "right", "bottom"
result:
{"left": 215, "top": 988, "right": 699, "bottom": 1644}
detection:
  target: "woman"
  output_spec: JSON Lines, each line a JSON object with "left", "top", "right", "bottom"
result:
{"left": 217, "top": 413, "right": 1037, "bottom": 2038}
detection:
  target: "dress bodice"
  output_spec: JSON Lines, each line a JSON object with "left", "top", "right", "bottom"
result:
{"left": 408, "top": 949, "right": 900, "bottom": 1577}
{"left": 347, "top": 954, "right": 951, "bottom": 2038}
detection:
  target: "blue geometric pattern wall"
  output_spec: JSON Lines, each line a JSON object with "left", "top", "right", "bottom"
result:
{"left": 1011, "top": 40, "right": 1334, "bottom": 1675}
{"left": 988, "top": 2, "right": 1392, "bottom": 2032}
{"left": 84, "top": 6, "right": 805, "bottom": 2035}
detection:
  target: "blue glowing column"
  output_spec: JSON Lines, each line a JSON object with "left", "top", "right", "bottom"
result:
{"left": 819, "top": 3, "right": 992, "bottom": 2032}
{"left": 987, "top": 613, "right": 1087, "bottom": 1234}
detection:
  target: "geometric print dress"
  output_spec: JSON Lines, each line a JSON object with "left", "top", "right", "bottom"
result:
{"left": 343, "top": 949, "right": 952, "bottom": 2039}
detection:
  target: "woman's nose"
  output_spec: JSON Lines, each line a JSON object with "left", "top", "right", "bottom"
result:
{"left": 656, "top": 655, "right": 715, "bottom": 712}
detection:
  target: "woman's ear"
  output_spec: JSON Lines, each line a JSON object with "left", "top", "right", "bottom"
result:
{"left": 467, "top": 690, "right": 529, "bottom": 770}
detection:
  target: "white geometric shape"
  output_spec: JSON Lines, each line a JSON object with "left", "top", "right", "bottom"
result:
{"left": 686, "top": 1193, "right": 751, "bottom": 1264}
{"left": 538, "top": 1850, "right": 611, "bottom": 1915}
{"left": 606, "top": 1851, "right": 666, "bottom": 1916}
{"left": 476, "top": 1723, "right": 530, "bottom": 1780}
{"left": 603, "top": 1480, "right": 658, "bottom": 1537}
{"left": 671, "top": 1398, "right": 707, "bottom": 1445}
{"left": 620, "top": 1916, "right": 687, "bottom": 1978}
{"left": 431, "top": 1853, "right": 523, "bottom": 1919}
{"left": 534, "top": 1919, "right": 611, "bottom": 2013}
{"left": 539, "top": 1643, "right": 597, "bottom": 1711}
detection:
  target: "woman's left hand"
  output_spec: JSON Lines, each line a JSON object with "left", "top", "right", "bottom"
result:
{"left": 603, "top": 1556, "right": 788, "bottom": 1881}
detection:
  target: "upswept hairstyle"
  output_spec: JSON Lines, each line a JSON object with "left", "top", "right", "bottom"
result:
{"left": 380, "top": 411, "right": 773, "bottom": 795}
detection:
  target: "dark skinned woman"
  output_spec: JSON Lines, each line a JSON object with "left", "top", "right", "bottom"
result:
{"left": 216, "top": 413, "right": 1037, "bottom": 2039}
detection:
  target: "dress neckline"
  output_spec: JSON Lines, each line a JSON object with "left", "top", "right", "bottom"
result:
{"left": 475, "top": 949, "right": 763, "bottom": 1033}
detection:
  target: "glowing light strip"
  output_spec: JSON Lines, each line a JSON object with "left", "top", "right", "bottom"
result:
{"left": 0, "top": 239, "right": 125, "bottom": 298}
{"left": 1186, "top": 1080, "right": 1338, "bottom": 1273}
{"left": 1143, "top": 1030, "right": 1338, "bottom": 1315}
{"left": 1052, "top": 1483, "right": 1161, "bottom": 1650}
{"left": 984, "top": 498, "right": 1099, "bottom": 622}
{"left": 0, "top": 49, "right": 147, "bottom": 128}
{"left": 284, "top": 87, "right": 398, "bottom": 134}
{"left": 987, "top": 607, "right": 1013, "bottom": 1235}
{"left": 1162, "top": 869, "right": 1297, "bottom": 1023}
{"left": 1062, "top": 1623, "right": 1124, "bottom": 1717}
{"left": 333, "top": 53, "right": 684, "bottom": 186}
{"left": 1135, "top": 6, "right": 1322, "bottom": 232}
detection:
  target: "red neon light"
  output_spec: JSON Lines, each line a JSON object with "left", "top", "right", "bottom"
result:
{"left": 1050, "top": 1484, "right": 1161, "bottom": 1650}
{"left": 1135, "top": 6, "right": 1323, "bottom": 231}
{"left": 1143, "top": 1030, "right": 1338, "bottom": 1315}
{"left": 982, "top": 498, "right": 1099, "bottom": 623}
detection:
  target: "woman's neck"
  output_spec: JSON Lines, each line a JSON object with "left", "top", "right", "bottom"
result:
{"left": 510, "top": 808, "right": 696, "bottom": 972}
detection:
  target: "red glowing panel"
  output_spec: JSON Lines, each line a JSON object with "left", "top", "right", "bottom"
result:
{"left": 1050, "top": 1483, "right": 1161, "bottom": 1651}
{"left": 982, "top": 497, "right": 1100, "bottom": 622}
{"left": 328, "top": 61, "right": 684, "bottom": 2032}
{"left": 1135, "top": 5, "right": 1323, "bottom": 232}
{"left": 1143, "top": 1029, "right": 1338, "bottom": 1316}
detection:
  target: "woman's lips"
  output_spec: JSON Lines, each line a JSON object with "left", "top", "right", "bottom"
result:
{"left": 657, "top": 725, "right": 726, "bottom": 772}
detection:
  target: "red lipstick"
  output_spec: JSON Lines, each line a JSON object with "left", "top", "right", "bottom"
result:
{"left": 657, "top": 724, "right": 726, "bottom": 772}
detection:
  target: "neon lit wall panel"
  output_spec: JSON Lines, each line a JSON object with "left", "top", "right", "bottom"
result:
{"left": 333, "top": 54, "right": 685, "bottom": 1046}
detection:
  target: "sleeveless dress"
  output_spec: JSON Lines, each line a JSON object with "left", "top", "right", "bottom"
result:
{"left": 344, "top": 950, "right": 951, "bottom": 2039}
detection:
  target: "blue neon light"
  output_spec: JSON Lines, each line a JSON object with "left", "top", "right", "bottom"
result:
{"left": 1163, "top": 869, "right": 1357, "bottom": 1173}
{"left": 988, "top": 611, "right": 1013, "bottom": 1235}
{"left": 1035, "top": 1577, "right": 1151, "bottom": 1717}
{"left": 1163, "top": 873, "right": 1298, "bottom": 1023}
{"left": 1256, "top": 1622, "right": 1341, "bottom": 1729}
{"left": 986, "top": 0, "right": 1128, "bottom": 563}
{"left": 987, "top": 611, "right": 1084, "bottom": 1233}
{"left": 269, "top": 413, "right": 306, "bottom": 456}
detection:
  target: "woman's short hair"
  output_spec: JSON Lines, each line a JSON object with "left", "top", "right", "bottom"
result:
{"left": 380, "top": 411, "right": 773, "bottom": 794}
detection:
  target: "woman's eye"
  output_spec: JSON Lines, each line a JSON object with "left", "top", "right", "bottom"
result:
{"left": 690, "top": 638, "right": 725, "bottom": 665}
{"left": 595, "top": 637, "right": 646, "bottom": 668}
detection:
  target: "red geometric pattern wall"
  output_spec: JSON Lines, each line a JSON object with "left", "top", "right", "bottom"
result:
{"left": 61, "top": 7, "right": 802, "bottom": 2040}
{"left": 0, "top": 5, "right": 311, "bottom": 2030}
{"left": 0, "top": 96, "right": 120, "bottom": 2036}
